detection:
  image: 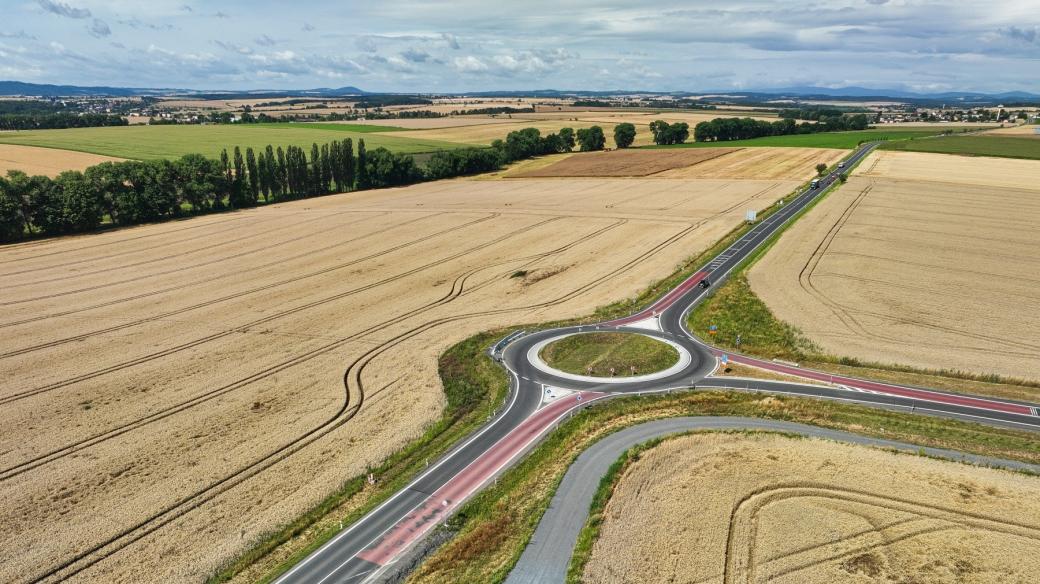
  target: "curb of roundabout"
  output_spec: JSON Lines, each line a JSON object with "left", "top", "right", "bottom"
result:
{"left": 526, "top": 332, "right": 693, "bottom": 385}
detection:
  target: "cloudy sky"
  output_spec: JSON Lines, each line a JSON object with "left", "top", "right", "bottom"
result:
{"left": 3, "top": 0, "right": 1039, "bottom": 93}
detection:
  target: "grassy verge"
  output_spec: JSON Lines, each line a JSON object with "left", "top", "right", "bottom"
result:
{"left": 208, "top": 331, "right": 511, "bottom": 584}
{"left": 648, "top": 128, "right": 964, "bottom": 150}
{"left": 880, "top": 135, "right": 1040, "bottom": 160}
{"left": 406, "top": 390, "right": 1040, "bottom": 584}
{"left": 539, "top": 332, "right": 679, "bottom": 377}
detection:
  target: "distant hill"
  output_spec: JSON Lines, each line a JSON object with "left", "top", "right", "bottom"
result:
{"left": 0, "top": 81, "right": 368, "bottom": 98}
{"left": 0, "top": 80, "right": 1036, "bottom": 104}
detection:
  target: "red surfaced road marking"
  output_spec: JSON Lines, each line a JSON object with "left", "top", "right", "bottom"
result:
{"left": 608, "top": 271, "right": 708, "bottom": 326}
{"left": 357, "top": 390, "right": 604, "bottom": 566}
{"left": 722, "top": 353, "right": 1033, "bottom": 416}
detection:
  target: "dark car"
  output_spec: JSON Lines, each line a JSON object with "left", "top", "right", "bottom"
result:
{"left": 698, "top": 279, "right": 711, "bottom": 289}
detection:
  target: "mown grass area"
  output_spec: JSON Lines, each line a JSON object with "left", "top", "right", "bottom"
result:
{"left": 0, "top": 123, "right": 465, "bottom": 160}
{"left": 880, "top": 135, "right": 1040, "bottom": 160}
{"left": 650, "top": 128, "right": 964, "bottom": 150}
{"left": 407, "top": 390, "right": 1040, "bottom": 584}
{"left": 540, "top": 332, "right": 679, "bottom": 377}
{"left": 208, "top": 331, "right": 511, "bottom": 584}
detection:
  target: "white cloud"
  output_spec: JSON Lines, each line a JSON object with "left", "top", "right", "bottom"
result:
{"left": 452, "top": 55, "right": 488, "bottom": 72}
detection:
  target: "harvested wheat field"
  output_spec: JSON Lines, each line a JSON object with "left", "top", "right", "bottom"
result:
{"left": 0, "top": 170, "right": 795, "bottom": 583}
{"left": 0, "top": 144, "right": 123, "bottom": 177}
{"left": 585, "top": 433, "right": 1040, "bottom": 584}
{"left": 855, "top": 149, "right": 1040, "bottom": 190}
{"left": 749, "top": 150, "right": 1040, "bottom": 380}
{"left": 656, "top": 147, "right": 847, "bottom": 180}
{"left": 513, "top": 148, "right": 740, "bottom": 177}
{"left": 983, "top": 124, "right": 1039, "bottom": 136}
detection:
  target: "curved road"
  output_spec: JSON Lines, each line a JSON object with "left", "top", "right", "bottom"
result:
{"left": 506, "top": 416, "right": 1040, "bottom": 583}
{"left": 276, "top": 142, "right": 1040, "bottom": 584}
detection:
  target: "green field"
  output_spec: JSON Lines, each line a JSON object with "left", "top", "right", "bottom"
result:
{"left": 652, "top": 128, "right": 965, "bottom": 150}
{"left": 539, "top": 332, "right": 679, "bottom": 377}
{"left": 880, "top": 135, "right": 1040, "bottom": 160}
{"left": 0, "top": 122, "right": 465, "bottom": 160}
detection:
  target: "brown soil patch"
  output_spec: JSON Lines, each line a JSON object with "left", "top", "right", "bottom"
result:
{"left": 513, "top": 148, "right": 740, "bottom": 177}
{"left": 0, "top": 174, "right": 794, "bottom": 583}
{"left": 656, "top": 147, "right": 847, "bottom": 180}
{"left": 751, "top": 152, "right": 1040, "bottom": 381}
{"left": 0, "top": 144, "right": 124, "bottom": 177}
{"left": 585, "top": 433, "right": 1040, "bottom": 583}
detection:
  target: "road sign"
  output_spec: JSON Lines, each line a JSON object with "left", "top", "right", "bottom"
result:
{"left": 735, "top": 334, "right": 742, "bottom": 347}
{"left": 745, "top": 209, "right": 757, "bottom": 222}
{"left": 721, "top": 354, "right": 729, "bottom": 364}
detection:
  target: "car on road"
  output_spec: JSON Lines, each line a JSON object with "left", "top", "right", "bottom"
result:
{"left": 699, "top": 279, "right": 711, "bottom": 289}
{"left": 810, "top": 179, "right": 820, "bottom": 189}
{"left": 838, "top": 161, "right": 846, "bottom": 168}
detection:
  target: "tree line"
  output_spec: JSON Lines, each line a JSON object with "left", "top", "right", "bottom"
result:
{"left": 0, "top": 112, "right": 129, "bottom": 131}
{"left": 693, "top": 114, "right": 871, "bottom": 142}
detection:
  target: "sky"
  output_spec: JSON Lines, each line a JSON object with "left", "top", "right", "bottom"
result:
{"left": 2, "top": 0, "right": 1039, "bottom": 93}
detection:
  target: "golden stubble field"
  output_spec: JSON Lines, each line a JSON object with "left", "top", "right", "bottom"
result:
{"left": 0, "top": 150, "right": 811, "bottom": 582}
{"left": 0, "top": 144, "right": 124, "bottom": 177}
{"left": 585, "top": 432, "right": 1040, "bottom": 583}
{"left": 748, "top": 150, "right": 1040, "bottom": 381}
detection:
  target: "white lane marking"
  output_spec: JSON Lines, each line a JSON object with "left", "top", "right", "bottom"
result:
{"left": 273, "top": 369, "right": 523, "bottom": 584}
{"left": 623, "top": 314, "right": 663, "bottom": 331}
{"left": 1032, "top": 407, "right": 1039, "bottom": 417}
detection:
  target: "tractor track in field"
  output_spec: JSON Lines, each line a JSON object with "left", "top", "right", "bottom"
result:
{"left": 0, "top": 213, "right": 501, "bottom": 357}
{"left": 2, "top": 207, "right": 372, "bottom": 290}
{"left": 0, "top": 210, "right": 438, "bottom": 328}
{"left": 0, "top": 213, "right": 285, "bottom": 277}
{"left": 0, "top": 212, "right": 262, "bottom": 265}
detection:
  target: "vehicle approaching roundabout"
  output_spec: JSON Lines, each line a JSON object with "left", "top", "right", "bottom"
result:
{"left": 277, "top": 142, "right": 1040, "bottom": 584}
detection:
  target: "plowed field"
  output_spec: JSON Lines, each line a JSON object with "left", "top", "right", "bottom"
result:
{"left": 512, "top": 148, "right": 740, "bottom": 177}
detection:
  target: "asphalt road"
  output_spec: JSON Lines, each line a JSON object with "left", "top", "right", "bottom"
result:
{"left": 276, "top": 142, "right": 1039, "bottom": 584}
{"left": 505, "top": 416, "right": 1040, "bottom": 584}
